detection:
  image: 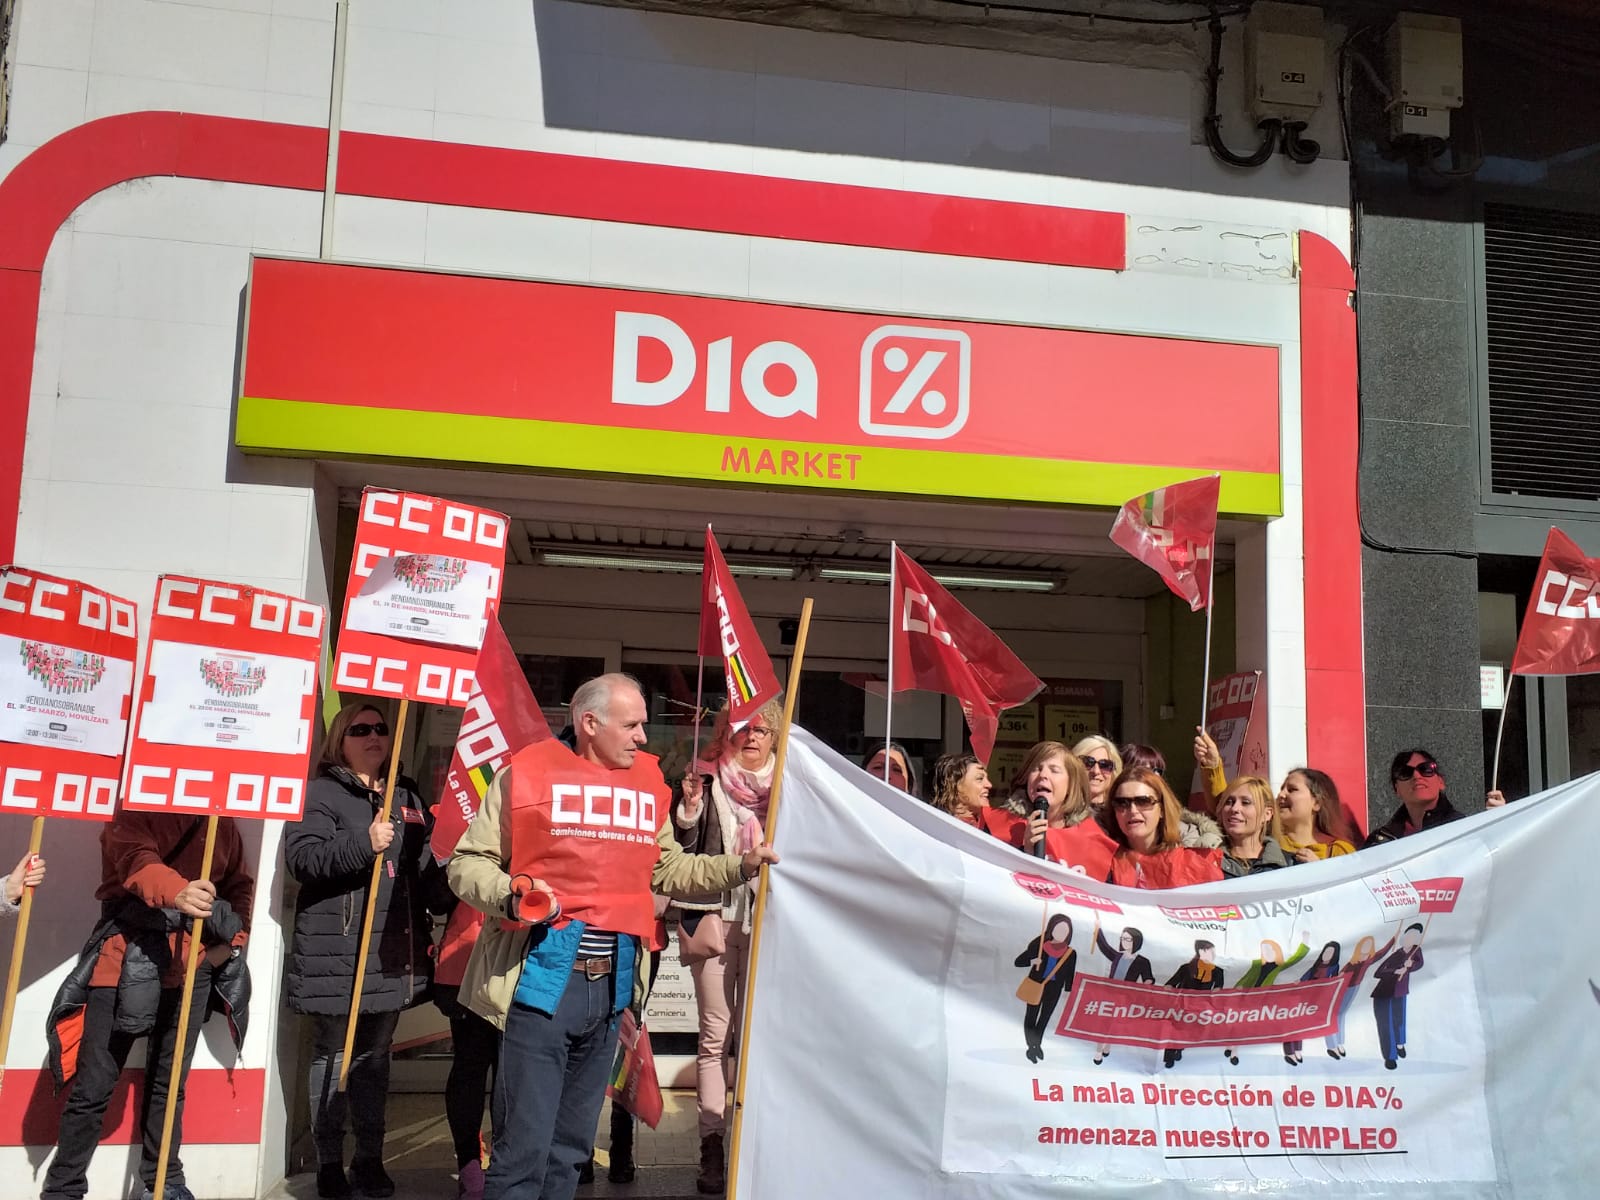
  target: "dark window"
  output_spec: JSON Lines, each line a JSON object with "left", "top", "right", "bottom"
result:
{"left": 1483, "top": 201, "right": 1600, "bottom": 501}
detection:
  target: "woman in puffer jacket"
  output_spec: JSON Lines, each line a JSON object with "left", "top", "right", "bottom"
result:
{"left": 286, "top": 702, "right": 443, "bottom": 1200}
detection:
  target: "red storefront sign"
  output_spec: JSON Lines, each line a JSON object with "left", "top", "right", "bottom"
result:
{"left": 238, "top": 258, "right": 1282, "bottom": 514}
{"left": 0, "top": 569, "right": 137, "bottom": 821}
{"left": 123, "top": 576, "right": 324, "bottom": 819}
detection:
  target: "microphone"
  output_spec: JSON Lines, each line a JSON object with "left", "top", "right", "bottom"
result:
{"left": 1030, "top": 782, "right": 1050, "bottom": 859}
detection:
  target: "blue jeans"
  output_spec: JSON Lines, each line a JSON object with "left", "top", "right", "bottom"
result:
{"left": 1373, "top": 995, "right": 1407, "bottom": 1061}
{"left": 486, "top": 973, "right": 620, "bottom": 1200}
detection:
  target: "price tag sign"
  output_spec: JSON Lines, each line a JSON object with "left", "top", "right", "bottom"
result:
{"left": 995, "top": 705, "right": 1039, "bottom": 743}
{"left": 1043, "top": 704, "right": 1099, "bottom": 743}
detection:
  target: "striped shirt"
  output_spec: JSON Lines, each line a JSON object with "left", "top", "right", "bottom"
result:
{"left": 576, "top": 929, "right": 617, "bottom": 959}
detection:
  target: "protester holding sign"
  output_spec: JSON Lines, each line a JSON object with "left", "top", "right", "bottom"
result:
{"left": 1364, "top": 749, "right": 1467, "bottom": 849}
{"left": 446, "top": 674, "right": 778, "bottom": 1200}
{"left": 0, "top": 851, "right": 45, "bottom": 908}
{"left": 1217, "top": 777, "right": 1290, "bottom": 879}
{"left": 672, "top": 697, "right": 782, "bottom": 1196}
{"left": 1102, "top": 768, "right": 1224, "bottom": 889}
{"left": 286, "top": 702, "right": 442, "bottom": 1200}
{"left": 42, "top": 810, "right": 253, "bottom": 1200}
{"left": 1276, "top": 768, "right": 1357, "bottom": 861}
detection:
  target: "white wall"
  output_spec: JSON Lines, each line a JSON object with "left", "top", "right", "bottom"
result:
{"left": 0, "top": 0, "right": 1346, "bottom": 1194}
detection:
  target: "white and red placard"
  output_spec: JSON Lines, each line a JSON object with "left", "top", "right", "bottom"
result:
{"left": 0, "top": 568, "right": 138, "bottom": 821}
{"left": 333, "top": 489, "right": 508, "bottom": 706}
{"left": 123, "top": 576, "right": 324, "bottom": 820}
{"left": 1187, "top": 670, "right": 1266, "bottom": 809}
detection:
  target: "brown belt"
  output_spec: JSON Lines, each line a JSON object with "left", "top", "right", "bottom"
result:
{"left": 572, "top": 956, "right": 613, "bottom": 979}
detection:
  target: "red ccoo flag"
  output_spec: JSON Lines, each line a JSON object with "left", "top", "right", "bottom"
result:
{"left": 700, "top": 527, "right": 781, "bottom": 727}
{"left": 1109, "top": 475, "right": 1221, "bottom": 613}
{"left": 891, "top": 547, "right": 1043, "bottom": 762}
{"left": 430, "top": 619, "right": 552, "bottom": 862}
{"left": 1511, "top": 527, "right": 1600, "bottom": 676}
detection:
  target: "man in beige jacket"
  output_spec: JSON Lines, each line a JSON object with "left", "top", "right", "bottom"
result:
{"left": 448, "top": 673, "right": 777, "bottom": 1200}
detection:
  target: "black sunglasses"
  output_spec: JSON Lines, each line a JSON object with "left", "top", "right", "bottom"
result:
{"left": 1111, "top": 793, "right": 1159, "bottom": 810}
{"left": 346, "top": 722, "right": 391, "bottom": 739}
{"left": 1393, "top": 762, "right": 1439, "bottom": 782}
{"left": 1080, "top": 756, "right": 1116, "bottom": 774}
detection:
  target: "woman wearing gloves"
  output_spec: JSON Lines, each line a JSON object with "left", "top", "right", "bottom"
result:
{"left": 287, "top": 703, "right": 442, "bottom": 1200}
{"left": 673, "top": 698, "right": 781, "bottom": 1195}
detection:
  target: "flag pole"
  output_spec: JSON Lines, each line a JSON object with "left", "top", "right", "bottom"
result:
{"left": 151, "top": 814, "right": 220, "bottom": 1200}
{"left": 1199, "top": 549, "right": 1217, "bottom": 730}
{"left": 1490, "top": 672, "right": 1515, "bottom": 793}
{"left": 338, "top": 696, "right": 409, "bottom": 1090}
{"left": 726, "top": 598, "right": 813, "bottom": 1200}
{"left": 883, "top": 544, "right": 896, "bottom": 782}
{"left": 0, "top": 816, "right": 45, "bottom": 1089}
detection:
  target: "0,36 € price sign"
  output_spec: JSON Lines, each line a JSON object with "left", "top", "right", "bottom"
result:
{"left": 122, "top": 576, "right": 325, "bottom": 820}
{"left": 334, "top": 488, "right": 508, "bottom": 707}
{"left": 0, "top": 568, "right": 138, "bottom": 820}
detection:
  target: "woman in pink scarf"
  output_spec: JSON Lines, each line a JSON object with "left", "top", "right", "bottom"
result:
{"left": 672, "top": 697, "right": 782, "bottom": 1195}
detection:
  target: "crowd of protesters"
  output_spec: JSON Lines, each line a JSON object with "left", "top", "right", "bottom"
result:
{"left": 26, "top": 675, "right": 1518, "bottom": 1200}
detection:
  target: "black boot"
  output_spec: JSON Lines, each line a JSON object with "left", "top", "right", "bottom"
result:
{"left": 696, "top": 1132, "right": 726, "bottom": 1195}
{"left": 349, "top": 1157, "right": 395, "bottom": 1199}
{"left": 609, "top": 1104, "right": 636, "bottom": 1183}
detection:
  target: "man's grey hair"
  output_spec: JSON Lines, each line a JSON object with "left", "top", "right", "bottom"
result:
{"left": 569, "top": 672, "right": 644, "bottom": 726}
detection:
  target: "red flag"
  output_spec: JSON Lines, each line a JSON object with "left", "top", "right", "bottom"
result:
{"left": 890, "top": 547, "right": 1043, "bottom": 762}
{"left": 430, "top": 620, "right": 552, "bottom": 861}
{"left": 1109, "top": 475, "right": 1221, "bottom": 612}
{"left": 1511, "top": 527, "right": 1600, "bottom": 676}
{"left": 700, "top": 527, "right": 781, "bottom": 726}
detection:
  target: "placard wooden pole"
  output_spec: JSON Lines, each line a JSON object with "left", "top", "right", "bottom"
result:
{"left": 338, "top": 697, "right": 409, "bottom": 1091}
{"left": 0, "top": 815, "right": 45, "bottom": 1088}
{"left": 151, "top": 814, "right": 219, "bottom": 1200}
{"left": 725, "top": 597, "right": 812, "bottom": 1200}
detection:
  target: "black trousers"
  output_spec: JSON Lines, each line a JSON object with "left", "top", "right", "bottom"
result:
{"left": 42, "top": 971, "right": 213, "bottom": 1200}
{"left": 445, "top": 1008, "right": 502, "bottom": 1167}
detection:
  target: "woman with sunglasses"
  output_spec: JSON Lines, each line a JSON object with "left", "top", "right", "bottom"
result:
{"left": 673, "top": 698, "right": 783, "bottom": 1196}
{"left": 1364, "top": 749, "right": 1466, "bottom": 848}
{"left": 287, "top": 702, "right": 441, "bottom": 1200}
{"left": 1101, "top": 768, "right": 1224, "bottom": 890}
{"left": 1071, "top": 737, "right": 1122, "bottom": 810}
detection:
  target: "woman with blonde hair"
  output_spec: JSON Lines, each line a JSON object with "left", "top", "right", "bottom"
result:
{"left": 1217, "top": 776, "right": 1289, "bottom": 878}
{"left": 1071, "top": 736, "right": 1122, "bottom": 810}
{"left": 673, "top": 697, "right": 783, "bottom": 1195}
{"left": 1101, "top": 767, "right": 1223, "bottom": 890}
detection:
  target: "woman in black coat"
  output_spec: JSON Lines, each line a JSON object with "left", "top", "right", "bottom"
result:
{"left": 1013, "top": 914, "right": 1077, "bottom": 1064}
{"left": 286, "top": 702, "right": 439, "bottom": 1200}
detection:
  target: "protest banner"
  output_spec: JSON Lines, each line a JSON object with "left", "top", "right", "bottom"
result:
{"left": 332, "top": 488, "right": 508, "bottom": 1087}
{"left": 1188, "top": 671, "right": 1267, "bottom": 812}
{"left": 0, "top": 568, "right": 139, "bottom": 1086}
{"left": 121, "top": 575, "right": 325, "bottom": 1198}
{"left": 732, "top": 728, "right": 1589, "bottom": 1198}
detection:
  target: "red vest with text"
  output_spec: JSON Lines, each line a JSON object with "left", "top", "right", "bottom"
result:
{"left": 507, "top": 739, "right": 664, "bottom": 940}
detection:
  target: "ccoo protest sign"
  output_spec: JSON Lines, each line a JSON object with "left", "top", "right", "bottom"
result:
{"left": 334, "top": 488, "right": 509, "bottom": 706}
{"left": 737, "top": 730, "right": 1592, "bottom": 1197}
{"left": 123, "top": 576, "right": 324, "bottom": 819}
{"left": 0, "top": 568, "right": 137, "bottom": 820}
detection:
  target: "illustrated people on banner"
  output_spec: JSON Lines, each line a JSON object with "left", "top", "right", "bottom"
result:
{"left": 1089, "top": 919, "right": 1153, "bottom": 1066}
{"left": 1162, "top": 940, "right": 1224, "bottom": 1069}
{"left": 1221, "top": 939, "right": 1309, "bottom": 1065}
{"left": 1283, "top": 941, "right": 1343, "bottom": 1065}
{"left": 1013, "top": 913, "right": 1077, "bottom": 1064}
{"left": 285, "top": 701, "right": 442, "bottom": 1200}
{"left": 42, "top": 809, "right": 253, "bottom": 1200}
{"left": 1372, "top": 922, "right": 1427, "bottom": 1070}
{"left": 1329, "top": 926, "right": 1401, "bottom": 1060}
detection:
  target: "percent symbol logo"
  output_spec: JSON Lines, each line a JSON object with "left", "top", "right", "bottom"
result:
{"left": 859, "top": 325, "right": 971, "bottom": 441}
